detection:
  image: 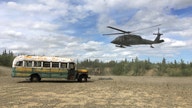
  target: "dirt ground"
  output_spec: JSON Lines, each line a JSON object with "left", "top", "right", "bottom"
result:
{"left": 1, "top": 66, "right": 192, "bottom": 108}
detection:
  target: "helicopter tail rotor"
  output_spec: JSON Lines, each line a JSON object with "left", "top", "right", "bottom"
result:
{"left": 153, "top": 28, "right": 164, "bottom": 43}
{"left": 153, "top": 28, "right": 163, "bottom": 36}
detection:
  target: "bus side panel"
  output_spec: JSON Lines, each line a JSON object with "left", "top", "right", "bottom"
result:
{"left": 50, "top": 68, "right": 68, "bottom": 78}
{"left": 33, "top": 68, "right": 69, "bottom": 78}
{"left": 12, "top": 67, "right": 69, "bottom": 79}
{"left": 12, "top": 67, "right": 31, "bottom": 77}
{"left": 33, "top": 68, "right": 51, "bottom": 78}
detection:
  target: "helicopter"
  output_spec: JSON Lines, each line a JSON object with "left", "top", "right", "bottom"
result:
{"left": 103, "top": 25, "right": 164, "bottom": 48}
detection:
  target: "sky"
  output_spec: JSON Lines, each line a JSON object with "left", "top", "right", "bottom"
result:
{"left": 0, "top": 0, "right": 192, "bottom": 63}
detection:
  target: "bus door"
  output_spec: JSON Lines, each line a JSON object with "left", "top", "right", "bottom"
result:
{"left": 67, "top": 62, "right": 76, "bottom": 80}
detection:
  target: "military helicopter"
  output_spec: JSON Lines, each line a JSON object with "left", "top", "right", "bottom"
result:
{"left": 103, "top": 25, "right": 164, "bottom": 48}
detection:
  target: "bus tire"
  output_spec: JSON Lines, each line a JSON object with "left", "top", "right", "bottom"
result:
{"left": 78, "top": 74, "right": 87, "bottom": 82}
{"left": 84, "top": 77, "right": 87, "bottom": 82}
{"left": 30, "top": 74, "right": 41, "bottom": 82}
{"left": 78, "top": 75, "right": 82, "bottom": 82}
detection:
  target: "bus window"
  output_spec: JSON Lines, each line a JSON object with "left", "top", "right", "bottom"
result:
{"left": 43, "top": 62, "right": 50, "bottom": 68}
{"left": 69, "top": 63, "right": 75, "bottom": 69}
{"left": 24, "top": 61, "right": 32, "bottom": 67}
{"left": 16, "top": 61, "right": 23, "bottom": 66}
{"left": 61, "top": 63, "right": 67, "bottom": 68}
{"left": 52, "top": 62, "right": 59, "bottom": 68}
{"left": 34, "top": 61, "right": 41, "bottom": 67}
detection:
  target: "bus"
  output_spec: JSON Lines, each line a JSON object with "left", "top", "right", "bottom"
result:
{"left": 12, "top": 55, "right": 89, "bottom": 82}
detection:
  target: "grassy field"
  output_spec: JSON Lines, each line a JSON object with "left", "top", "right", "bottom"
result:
{"left": 0, "top": 66, "right": 192, "bottom": 108}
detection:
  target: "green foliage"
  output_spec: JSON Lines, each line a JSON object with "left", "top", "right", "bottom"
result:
{"left": 0, "top": 49, "right": 15, "bottom": 67}
{"left": 77, "top": 57, "right": 192, "bottom": 77}
{"left": 1, "top": 49, "right": 192, "bottom": 76}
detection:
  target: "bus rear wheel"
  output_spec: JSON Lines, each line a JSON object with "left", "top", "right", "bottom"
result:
{"left": 30, "top": 74, "right": 41, "bottom": 82}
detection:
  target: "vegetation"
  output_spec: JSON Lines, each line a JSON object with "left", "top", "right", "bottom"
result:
{"left": 78, "top": 57, "right": 192, "bottom": 77}
{"left": 0, "top": 50, "right": 192, "bottom": 76}
{"left": 0, "top": 50, "right": 15, "bottom": 67}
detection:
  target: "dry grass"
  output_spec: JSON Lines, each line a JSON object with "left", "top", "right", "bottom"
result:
{"left": 1, "top": 66, "right": 192, "bottom": 108}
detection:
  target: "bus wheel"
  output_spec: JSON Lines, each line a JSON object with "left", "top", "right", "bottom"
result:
{"left": 83, "top": 76, "right": 87, "bottom": 82}
{"left": 77, "top": 75, "right": 82, "bottom": 82}
{"left": 83, "top": 77, "right": 87, "bottom": 82}
{"left": 30, "top": 74, "right": 41, "bottom": 82}
{"left": 78, "top": 75, "right": 87, "bottom": 82}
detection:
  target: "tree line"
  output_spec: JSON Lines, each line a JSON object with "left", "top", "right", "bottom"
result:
{"left": 0, "top": 50, "right": 15, "bottom": 67}
{"left": 0, "top": 50, "right": 192, "bottom": 76}
{"left": 77, "top": 58, "right": 192, "bottom": 76}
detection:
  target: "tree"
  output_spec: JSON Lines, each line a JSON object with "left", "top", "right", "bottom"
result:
{"left": 0, "top": 49, "right": 15, "bottom": 67}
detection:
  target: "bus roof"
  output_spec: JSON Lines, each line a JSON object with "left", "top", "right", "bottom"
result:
{"left": 13, "top": 55, "right": 74, "bottom": 63}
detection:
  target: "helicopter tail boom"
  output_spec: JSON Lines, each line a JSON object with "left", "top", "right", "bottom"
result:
{"left": 154, "top": 35, "right": 160, "bottom": 42}
{"left": 154, "top": 35, "right": 164, "bottom": 43}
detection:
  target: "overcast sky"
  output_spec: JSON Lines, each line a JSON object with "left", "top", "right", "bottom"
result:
{"left": 0, "top": 0, "right": 192, "bottom": 62}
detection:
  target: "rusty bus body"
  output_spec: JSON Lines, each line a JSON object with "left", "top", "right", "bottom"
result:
{"left": 12, "top": 55, "right": 89, "bottom": 82}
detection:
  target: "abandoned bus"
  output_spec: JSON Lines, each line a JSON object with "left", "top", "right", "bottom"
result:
{"left": 12, "top": 55, "right": 89, "bottom": 82}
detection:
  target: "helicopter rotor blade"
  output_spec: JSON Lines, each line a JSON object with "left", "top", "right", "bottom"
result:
{"left": 105, "top": 24, "right": 162, "bottom": 37}
{"left": 132, "top": 24, "right": 161, "bottom": 32}
{"left": 107, "top": 26, "right": 132, "bottom": 34}
{"left": 103, "top": 32, "right": 125, "bottom": 35}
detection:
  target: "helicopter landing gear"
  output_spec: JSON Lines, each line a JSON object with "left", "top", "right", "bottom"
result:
{"left": 116, "top": 45, "right": 125, "bottom": 48}
{"left": 150, "top": 45, "right": 154, "bottom": 48}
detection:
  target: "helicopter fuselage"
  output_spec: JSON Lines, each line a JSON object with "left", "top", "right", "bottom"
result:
{"left": 104, "top": 25, "right": 164, "bottom": 48}
{"left": 111, "top": 34, "right": 164, "bottom": 47}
